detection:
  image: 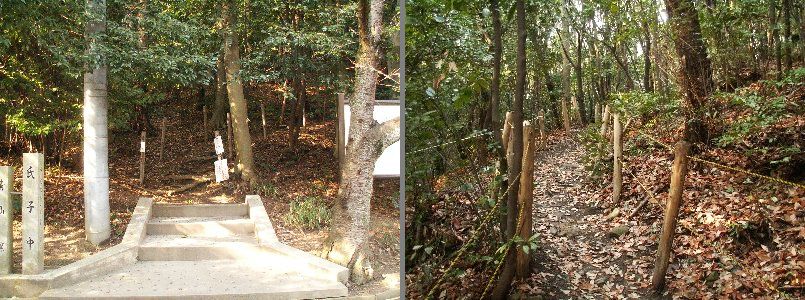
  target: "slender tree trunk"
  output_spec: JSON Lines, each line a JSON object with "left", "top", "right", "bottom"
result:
{"left": 783, "top": 0, "right": 792, "bottom": 71}
{"left": 83, "top": 0, "right": 111, "bottom": 246}
{"left": 212, "top": 51, "right": 228, "bottom": 129}
{"left": 222, "top": 0, "right": 257, "bottom": 186}
{"left": 560, "top": 8, "right": 572, "bottom": 132}
{"left": 322, "top": 0, "right": 400, "bottom": 284}
{"left": 642, "top": 19, "right": 654, "bottom": 92}
{"left": 289, "top": 79, "right": 306, "bottom": 150}
{"left": 491, "top": 0, "right": 525, "bottom": 297}
{"left": 664, "top": 0, "right": 714, "bottom": 144}
{"left": 574, "top": 31, "right": 586, "bottom": 124}
{"left": 490, "top": 0, "right": 504, "bottom": 153}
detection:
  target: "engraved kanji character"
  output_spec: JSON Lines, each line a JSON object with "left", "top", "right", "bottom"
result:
{"left": 27, "top": 201, "right": 34, "bottom": 213}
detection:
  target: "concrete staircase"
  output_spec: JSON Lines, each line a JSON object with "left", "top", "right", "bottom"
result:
{"left": 40, "top": 199, "right": 349, "bottom": 299}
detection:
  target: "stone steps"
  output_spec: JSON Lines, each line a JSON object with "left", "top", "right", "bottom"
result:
{"left": 38, "top": 199, "right": 349, "bottom": 299}
{"left": 146, "top": 216, "right": 254, "bottom": 236}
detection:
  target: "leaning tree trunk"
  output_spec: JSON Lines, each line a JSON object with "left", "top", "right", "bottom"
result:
{"left": 321, "top": 0, "right": 400, "bottom": 285}
{"left": 574, "top": 31, "right": 586, "bottom": 125}
{"left": 664, "top": 0, "right": 714, "bottom": 144}
{"left": 222, "top": 0, "right": 257, "bottom": 186}
{"left": 83, "top": 0, "right": 111, "bottom": 246}
{"left": 491, "top": 0, "right": 525, "bottom": 297}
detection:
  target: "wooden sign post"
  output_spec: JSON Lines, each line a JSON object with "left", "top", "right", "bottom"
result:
{"left": 260, "top": 102, "right": 267, "bottom": 139}
{"left": 612, "top": 113, "right": 623, "bottom": 203}
{"left": 0, "top": 166, "right": 12, "bottom": 274}
{"left": 515, "top": 121, "right": 535, "bottom": 278}
{"left": 213, "top": 131, "right": 228, "bottom": 183}
{"left": 139, "top": 131, "right": 146, "bottom": 185}
{"left": 22, "top": 153, "right": 44, "bottom": 274}
{"left": 159, "top": 117, "right": 166, "bottom": 161}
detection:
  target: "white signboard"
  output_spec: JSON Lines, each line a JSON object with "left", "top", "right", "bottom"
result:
{"left": 213, "top": 136, "right": 224, "bottom": 155}
{"left": 343, "top": 101, "right": 400, "bottom": 177}
{"left": 214, "top": 159, "right": 229, "bottom": 182}
{"left": 140, "top": 142, "right": 145, "bottom": 153}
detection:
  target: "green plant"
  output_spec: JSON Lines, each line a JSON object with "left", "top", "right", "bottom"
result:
{"left": 716, "top": 92, "right": 787, "bottom": 147}
{"left": 257, "top": 182, "right": 279, "bottom": 197}
{"left": 579, "top": 125, "right": 612, "bottom": 177}
{"left": 284, "top": 196, "right": 332, "bottom": 230}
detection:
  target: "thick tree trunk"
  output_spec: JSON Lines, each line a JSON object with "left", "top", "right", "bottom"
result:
{"left": 664, "top": 0, "right": 714, "bottom": 144}
{"left": 83, "top": 0, "right": 111, "bottom": 246}
{"left": 491, "top": 0, "right": 525, "bottom": 297}
{"left": 222, "top": 0, "right": 257, "bottom": 186}
{"left": 322, "top": 0, "right": 400, "bottom": 285}
{"left": 212, "top": 51, "right": 228, "bottom": 129}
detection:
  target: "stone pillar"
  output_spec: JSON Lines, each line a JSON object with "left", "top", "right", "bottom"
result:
{"left": 83, "top": 0, "right": 111, "bottom": 246}
{"left": 22, "top": 153, "right": 44, "bottom": 274}
{"left": 0, "top": 166, "right": 12, "bottom": 274}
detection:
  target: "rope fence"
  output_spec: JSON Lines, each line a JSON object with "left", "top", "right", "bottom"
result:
{"left": 424, "top": 171, "right": 522, "bottom": 299}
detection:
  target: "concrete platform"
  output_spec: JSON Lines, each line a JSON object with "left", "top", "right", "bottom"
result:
{"left": 39, "top": 260, "right": 348, "bottom": 299}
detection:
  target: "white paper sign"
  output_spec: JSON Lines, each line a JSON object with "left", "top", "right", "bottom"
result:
{"left": 213, "top": 136, "right": 224, "bottom": 155}
{"left": 140, "top": 142, "right": 145, "bottom": 153}
{"left": 214, "top": 159, "right": 229, "bottom": 182}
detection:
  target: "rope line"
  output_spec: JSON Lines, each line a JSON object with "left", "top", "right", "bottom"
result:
{"left": 480, "top": 182, "right": 529, "bottom": 299}
{"left": 424, "top": 171, "right": 522, "bottom": 299}
{"left": 634, "top": 129, "right": 804, "bottom": 190}
{"left": 406, "top": 131, "right": 492, "bottom": 155}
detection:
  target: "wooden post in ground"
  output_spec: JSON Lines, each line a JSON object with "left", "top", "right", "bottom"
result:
{"left": 600, "top": 104, "right": 611, "bottom": 137}
{"left": 203, "top": 105, "right": 208, "bottom": 129}
{"left": 22, "top": 153, "right": 44, "bottom": 274}
{"left": 502, "top": 111, "right": 513, "bottom": 154}
{"left": 336, "top": 93, "right": 345, "bottom": 168}
{"left": 0, "top": 166, "right": 12, "bottom": 274}
{"left": 651, "top": 141, "right": 691, "bottom": 291}
{"left": 612, "top": 113, "right": 622, "bottom": 203}
{"left": 594, "top": 104, "right": 601, "bottom": 123}
{"left": 515, "top": 121, "right": 535, "bottom": 278}
{"left": 537, "top": 110, "right": 546, "bottom": 150}
{"left": 226, "top": 113, "right": 233, "bottom": 161}
{"left": 159, "top": 117, "right": 166, "bottom": 161}
{"left": 260, "top": 102, "right": 267, "bottom": 139}
{"left": 139, "top": 131, "right": 146, "bottom": 185}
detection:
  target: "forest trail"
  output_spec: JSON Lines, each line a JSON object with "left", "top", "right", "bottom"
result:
{"left": 525, "top": 132, "right": 655, "bottom": 299}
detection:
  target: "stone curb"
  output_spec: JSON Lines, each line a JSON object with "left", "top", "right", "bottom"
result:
{"left": 0, "top": 197, "right": 152, "bottom": 298}
{"left": 246, "top": 194, "right": 350, "bottom": 284}
{"left": 347, "top": 288, "right": 401, "bottom": 300}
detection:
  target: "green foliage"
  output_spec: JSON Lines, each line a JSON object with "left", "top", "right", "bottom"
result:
{"left": 610, "top": 91, "right": 679, "bottom": 120}
{"left": 284, "top": 196, "right": 332, "bottom": 230}
{"left": 579, "top": 125, "right": 612, "bottom": 177}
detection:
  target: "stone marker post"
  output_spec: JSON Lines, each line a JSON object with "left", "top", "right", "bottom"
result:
{"left": 22, "top": 153, "right": 44, "bottom": 274}
{"left": 139, "top": 131, "right": 146, "bottom": 185}
{"left": 0, "top": 166, "right": 12, "bottom": 274}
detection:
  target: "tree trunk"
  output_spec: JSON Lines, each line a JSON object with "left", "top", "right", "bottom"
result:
{"left": 491, "top": 0, "right": 525, "bottom": 297}
{"left": 289, "top": 79, "right": 306, "bottom": 150}
{"left": 642, "top": 19, "right": 654, "bottom": 92}
{"left": 222, "top": 0, "right": 257, "bottom": 187}
{"left": 783, "top": 0, "right": 792, "bottom": 71}
{"left": 574, "top": 31, "right": 586, "bottom": 125}
{"left": 664, "top": 0, "right": 714, "bottom": 144}
{"left": 83, "top": 0, "right": 111, "bottom": 246}
{"left": 560, "top": 9, "right": 572, "bottom": 133}
{"left": 322, "top": 0, "right": 400, "bottom": 285}
{"left": 490, "top": 0, "right": 504, "bottom": 154}
{"left": 212, "top": 50, "right": 228, "bottom": 129}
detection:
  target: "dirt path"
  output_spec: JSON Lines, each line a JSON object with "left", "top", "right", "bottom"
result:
{"left": 524, "top": 133, "right": 655, "bottom": 299}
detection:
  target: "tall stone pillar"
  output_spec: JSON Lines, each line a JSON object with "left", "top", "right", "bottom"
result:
{"left": 22, "top": 154, "right": 44, "bottom": 274}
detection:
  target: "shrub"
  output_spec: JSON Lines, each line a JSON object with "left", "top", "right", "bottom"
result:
{"left": 284, "top": 196, "right": 332, "bottom": 230}
{"left": 579, "top": 125, "right": 612, "bottom": 177}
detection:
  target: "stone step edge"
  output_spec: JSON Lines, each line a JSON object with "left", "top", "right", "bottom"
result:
{"left": 151, "top": 203, "right": 249, "bottom": 218}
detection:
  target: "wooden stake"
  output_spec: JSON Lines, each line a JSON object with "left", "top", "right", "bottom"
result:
{"left": 651, "top": 141, "right": 691, "bottom": 291}
{"left": 203, "top": 105, "right": 208, "bottom": 129}
{"left": 537, "top": 110, "right": 546, "bottom": 150}
{"left": 600, "top": 104, "right": 611, "bottom": 137}
{"left": 139, "top": 131, "right": 146, "bottom": 185}
{"left": 260, "top": 102, "right": 267, "bottom": 139}
{"left": 502, "top": 111, "right": 513, "bottom": 154}
{"left": 159, "top": 117, "right": 166, "bottom": 161}
{"left": 515, "top": 121, "right": 535, "bottom": 278}
{"left": 336, "top": 93, "right": 345, "bottom": 164}
{"left": 612, "top": 113, "right": 622, "bottom": 203}
{"left": 226, "top": 113, "right": 233, "bottom": 161}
